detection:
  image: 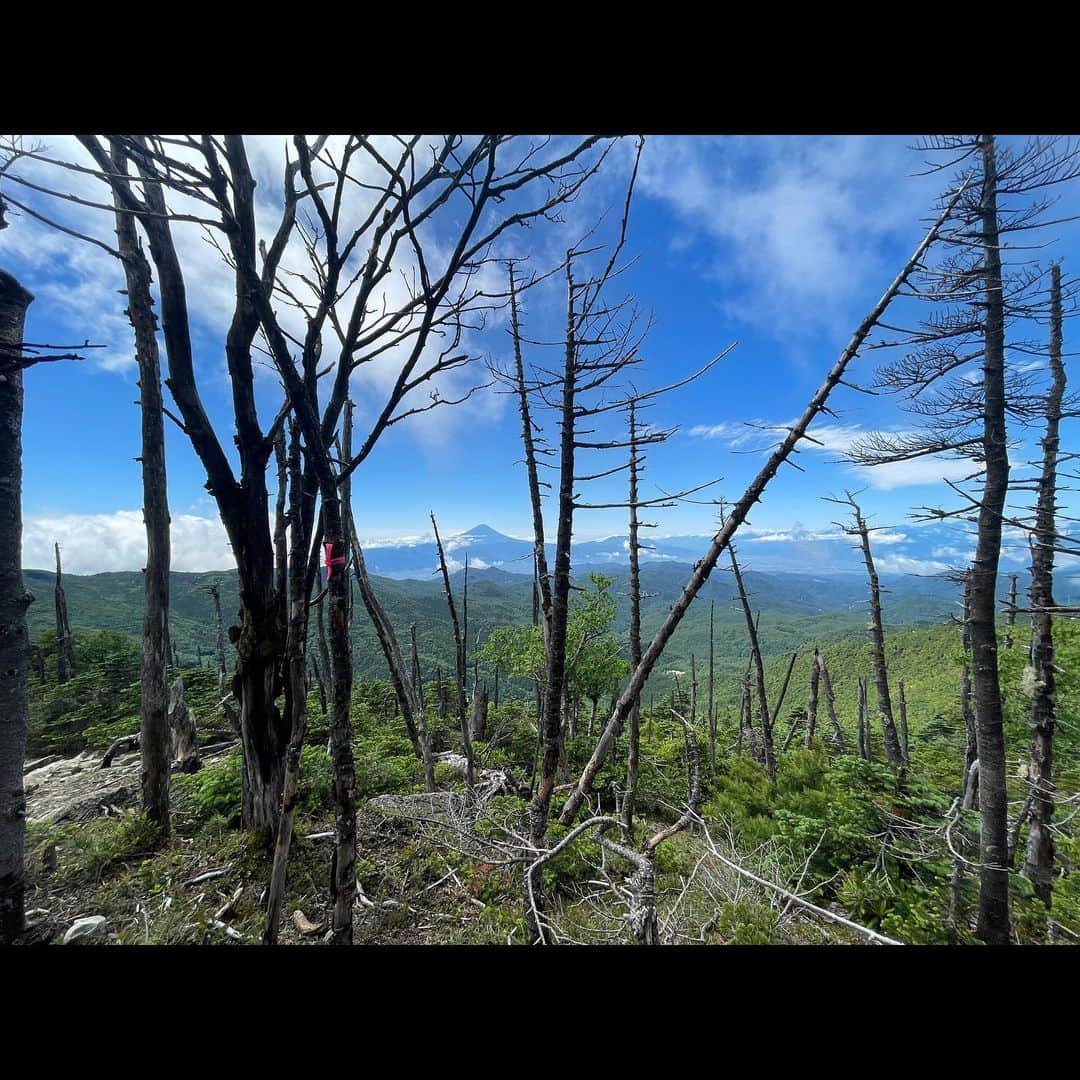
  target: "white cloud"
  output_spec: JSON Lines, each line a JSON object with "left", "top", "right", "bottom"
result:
{"left": 23, "top": 509, "right": 234, "bottom": 574}
{"left": 875, "top": 553, "right": 954, "bottom": 576}
{"left": 638, "top": 136, "right": 937, "bottom": 340}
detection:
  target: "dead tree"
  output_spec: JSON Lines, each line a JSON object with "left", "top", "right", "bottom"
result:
{"left": 264, "top": 421, "right": 314, "bottom": 944}
{"left": 728, "top": 541, "right": 775, "bottom": 780}
{"left": 168, "top": 677, "right": 199, "bottom": 772}
{"left": 10, "top": 133, "right": 613, "bottom": 855}
{"left": 856, "top": 677, "right": 869, "bottom": 761}
{"left": 206, "top": 583, "right": 228, "bottom": 702}
{"left": 557, "top": 185, "right": 956, "bottom": 828}
{"left": 1023, "top": 262, "right": 1066, "bottom": 908}
{"left": 897, "top": 679, "right": 910, "bottom": 765}
{"left": 707, "top": 598, "right": 716, "bottom": 773}
{"left": 817, "top": 652, "right": 847, "bottom": 754}
{"left": 53, "top": 543, "right": 75, "bottom": 683}
{"left": 432, "top": 513, "right": 474, "bottom": 789}
{"left": 0, "top": 269, "right": 34, "bottom": 943}
{"left": 826, "top": 491, "right": 905, "bottom": 772}
{"left": 848, "top": 135, "right": 1080, "bottom": 945}
{"left": 470, "top": 683, "right": 489, "bottom": 742}
{"left": 1004, "top": 574, "right": 1018, "bottom": 648}
{"left": 804, "top": 647, "right": 821, "bottom": 749}
{"left": 110, "top": 145, "right": 171, "bottom": 835}
{"left": 616, "top": 391, "right": 721, "bottom": 830}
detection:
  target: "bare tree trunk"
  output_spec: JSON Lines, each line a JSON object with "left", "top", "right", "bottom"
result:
{"left": 53, "top": 543, "right": 75, "bottom": 683}
{"left": 729, "top": 545, "right": 775, "bottom": 780}
{"left": 961, "top": 662, "right": 979, "bottom": 809}
{"left": 0, "top": 271, "right": 34, "bottom": 943}
{"left": 621, "top": 399, "right": 643, "bottom": 831}
{"left": 549, "top": 194, "right": 961, "bottom": 825}
{"left": 772, "top": 651, "right": 798, "bottom": 747}
{"left": 856, "top": 677, "right": 867, "bottom": 761}
{"left": 805, "top": 647, "right": 821, "bottom": 749}
{"left": 707, "top": 597, "right": 716, "bottom": 774}
{"left": 510, "top": 263, "right": 553, "bottom": 648}
{"left": 470, "top": 683, "right": 489, "bottom": 742}
{"left": 840, "top": 495, "right": 905, "bottom": 771}
{"left": 1004, "top": 574, "right": 1018, "bottom": 648}
{"left": 111, "top": 161, "right": 171, "bottom": 835}
{"left": 897, "top": 679, "right": 909, "bottom": 765}
{"left": 818, "top": 653, "right": 846, "bottom": 753}
{"left": 431, "top": 514, "right": 474, "bottom": 789}
{"left": 971, "top": 135, "right": 1011, "bottom": 945}
{"left": 272, "top": 433, "right": 288, "bottom": 617}
{"left": 208, "top": 583, "right": 228, "bottom": 702}
{"left": 1023, "top": 262, "right": 1064, "bottom": 909}
{"left": 264, "top": 421, "right": 310, "bottom": 944}
{"left": 532, "top": 262, "right": 579, "bottom": 872}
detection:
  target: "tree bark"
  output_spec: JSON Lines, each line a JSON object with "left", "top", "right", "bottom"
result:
{"left": 0, "top": 270, "right": 34, "bottom": 944}
{"left": 1023, "top": 262, "right": 1064, "bottom": 909}
{"left": 110, "top": 155, "right": 171, "bottom": 835}
{"left": 265, "top": 421, "right": 310, "bottom": 944}
{"left": 621, "top": 399, "right": 643, "bottom": 830}
{"left": 729, "top": 545, "right": 775, "bottom": 780}
{"left": 431, "top": 514, "right": 474, "bottom": 789}
{"left": 897, "top": 679, "right": 909, "bottom": 765}
{"left": 846, "top": 498, "right": 905, "bottom": 772}
{"left": 971, "top": 135, "right": 1011, "bottom": 945}
{"left": 53, "top": 543, "right": 75, "bottom": 683}
{"left": 805, "top": 647, "right": 821, "bottom": 748}
{"left": 818, "top": 653, "right": 846, "bottom": 753}
{"left": 208, "top": 583, "right": 228, "bottom": 702}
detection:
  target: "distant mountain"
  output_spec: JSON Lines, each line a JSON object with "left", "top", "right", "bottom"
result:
{"left": 357, "top": 522, "right": 1072, "bottom": 601}
{"left": 25, "top": 556, "right": 962, "bottom": 696}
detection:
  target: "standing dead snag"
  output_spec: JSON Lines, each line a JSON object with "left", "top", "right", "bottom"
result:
{"left": 847, "top": 136, "right": 1080, "bottom": 944}
{"left": 826, "top": 491, "right": 905, "bottom": 773}
{"left": 53, "top": 543, "right": 76, "bottom": 683}
{"left": 1004, "top": 574, "right": 1018, "bottom": 649}
{"left": 432, "top": 513, "right": 474, "bottom": 790}
{"left": 0, "top": 270, "right": 34, "bottom": 944}
{"left": 110, "top": 143, "right": 171, "bottom": 836}
{"left": 265, "top": 421, "right": 310, "bottom": 945}
{"left": 558, "top": 179, "right": 959, "bottom": 828}
{"left": 26, "top": 134, "right": 612, "bottom": 848}
{"left": 728, "top": 541, "right": 775, "bottom": 781}
{"left": 206, "top": 583, "right": 228, "bottom": 703}
{"left": 1023, "top": 262, "right": 1066, "bottom": 909}
{"left": 897, "top": 680, "right": 909, "bottom": 765}
{"left": 805, "top": 648, "right": 821, "bottom": 748}
{"left": 707, "top": 598, "right": 716, "bottom": 774}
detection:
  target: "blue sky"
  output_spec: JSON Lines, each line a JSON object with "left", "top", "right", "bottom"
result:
{"left": 3, "top": 134, "right": 1078, "bottom": 574}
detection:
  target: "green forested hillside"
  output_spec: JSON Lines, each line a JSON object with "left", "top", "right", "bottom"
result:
{"left": 25, "top": 563, "right": 957, "bottom": 693}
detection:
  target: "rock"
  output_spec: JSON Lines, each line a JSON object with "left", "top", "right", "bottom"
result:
{"left": 26, "top": 750, "right": 141, "bottom": 825}
{"left": 366, "top": 791, "right": 466, "bottom": 821}
{"left": 63, "top": 916, "right": 107, "bottom": 944}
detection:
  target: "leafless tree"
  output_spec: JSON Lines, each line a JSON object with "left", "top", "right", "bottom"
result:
{"left": 53, "top": 543, "right": 75, "bottom": 683}
{"left": 1023, "top": 262, "right": 1066, "bottom": 908}
{"left": 825, "top": 491, "right": 905, "bottom": 773}
{"left": 5, "top": 134, "right": 614, "bottom": 860}
{"left": 847, "top": 135, "right": 1080, "bottom": 943}
{"left": 728, "top": 540, "right": 775, "bottom": 779}
{"left": 109, "top": 144, "right": 171, "bottom": 836}
{"left": 0, "top": 269, "right": 34, "bottom": 943}
{"left": 432, "top": 512, "right": 474, "bottom": 789}
{"left": 558, "top": 184, "right": 960, "bottom": 829}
